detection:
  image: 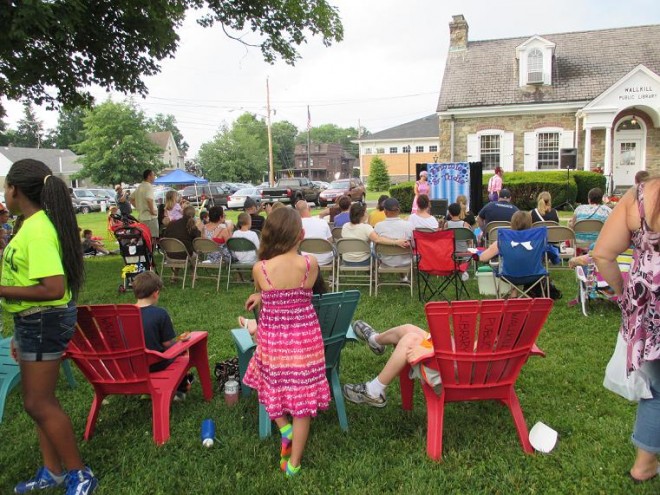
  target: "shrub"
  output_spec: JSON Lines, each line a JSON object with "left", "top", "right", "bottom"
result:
{"left": 368, "top": 156, "right": 391, "bottom": 191}
{"left": 482, "top": 171, "right": 577, "bottom": 210}
{"left": 389, "top": 181, "right": 414, "bottom": 213}
{"left": 571, "top": 171, "right": 606, "bottom": 204}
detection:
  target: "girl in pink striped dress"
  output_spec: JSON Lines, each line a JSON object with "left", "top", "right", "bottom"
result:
{"left": 242, "top": 207, "right": 330, "bottom": 477}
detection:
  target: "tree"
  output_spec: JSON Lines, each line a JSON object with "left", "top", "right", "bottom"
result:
{"left": 368, "top": 157, "right": 391, "bottom": 191}
{"left": 13, "top": 103, "right": 44, "bottom": 148}
{"left": 295, "top": 123, "right": 367, "bottom": 157}
{"left": 48, "top": 106, "right": 88, "bottom": 150}
{"left": 147, "top": 113, "right": 189, "bottom": 155}
{"left": 0, "top": 1, "right": 343, "bottom": 116}
{"left": 271, "top": 121, "right": 298, "bottom": 171}
{"left": 198, "top": 113, "right": 268, "bottom": 183}
{"left": 75, "top": 101, "right": 163, "bottom": 185}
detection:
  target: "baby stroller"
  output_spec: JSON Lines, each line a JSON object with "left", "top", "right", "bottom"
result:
{"left": 111, "top": 214, "right": 156, "bottom": 292}
{"left": 573, "top": 248, "right": 632, "bottom": 316}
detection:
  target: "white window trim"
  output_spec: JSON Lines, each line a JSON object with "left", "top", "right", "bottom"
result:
{"left": 524, "top": 127, "right": 574, "bottom": 171}
{"left": 477, "top": 129, "right": 504, "bottom": 172}
{"left": 516, "top": 37, "right": 555, "bottom": 87}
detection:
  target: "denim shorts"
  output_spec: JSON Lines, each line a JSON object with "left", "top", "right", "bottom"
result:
{"left": 13, "top": 303, "right": 77, "bottom": 362}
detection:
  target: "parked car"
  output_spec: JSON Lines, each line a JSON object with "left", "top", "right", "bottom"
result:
{"left": 227, "top": 187, "right": 263, "bottom": 210}
{"left": 260, "top": 178, "right": 321, "bottom": 205}
{"left": 180, "top": 183, "right": 229, "bottom": 207}
{"left": 312, "top": 181, "right": 330, "bottom": 190}
{"left": 70, "top": 188, "right": 103, "bottom": 214}
{"left": 318, "top": 178, "right": 366, "bottom": 207}
{"left": 88, "top": 188, "right": 117, "bottom": 206}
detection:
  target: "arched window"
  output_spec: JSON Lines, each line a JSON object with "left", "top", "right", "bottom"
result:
{"left": 527, "top": 49, "right": 543, "bottom": 84}
{"left": 616, "top": 117, "right": 642, "bottom": 131}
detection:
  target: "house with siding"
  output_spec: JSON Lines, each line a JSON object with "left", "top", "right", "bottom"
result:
{"left": 0, "top": 147, "right": 91, "bottom": 187}
{"left": 147, "top": 131, "right": 184, "bottom": 172}
{"left": 437, "top": 15, "right": 660, "bottom": 191}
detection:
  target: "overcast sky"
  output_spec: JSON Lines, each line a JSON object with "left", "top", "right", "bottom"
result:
{"left": 3, "top": 0, "right": 660, "bottom": 156}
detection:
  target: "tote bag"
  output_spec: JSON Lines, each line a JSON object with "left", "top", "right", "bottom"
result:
{"left": 603, "top": 332, "right": 653, "bottom": 401}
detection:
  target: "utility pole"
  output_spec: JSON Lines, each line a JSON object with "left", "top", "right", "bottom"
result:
{"left": 266, "top": 78, "right": 274, "bottom": 186}
{"left": 307, "top": 105, "right": 312, "bottom": 180}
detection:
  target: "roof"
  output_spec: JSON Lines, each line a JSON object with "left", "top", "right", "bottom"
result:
{"left": 147, "top": 131, "right": 173, "bottom": 150}
{"left": 0, "top": 147, "right": 78, "bottom": 173}
{"left": 361, "top": 114, "right": 439, "bottom": 141}
{"left": 437, "top": 24, "right": 660, "bottom": 112}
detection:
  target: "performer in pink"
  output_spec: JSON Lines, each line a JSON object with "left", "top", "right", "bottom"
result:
{"left": 411, "top": 170, "right": 430, "bottom": 214}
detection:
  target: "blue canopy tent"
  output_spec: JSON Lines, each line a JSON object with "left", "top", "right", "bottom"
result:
{"left": 154, "top": 169, "right": 208, "bottom": 199}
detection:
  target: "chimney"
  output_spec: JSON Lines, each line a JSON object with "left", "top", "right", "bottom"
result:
{"left": 449, "top": 14, "right": 468, "bottom": 51}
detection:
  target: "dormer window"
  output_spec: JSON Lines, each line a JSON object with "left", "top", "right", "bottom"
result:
{"left": 527, "top": 49, "right": 544, "bottom": 84}
{"left": 516, "top": 36, "right": 555, "bottom": 87}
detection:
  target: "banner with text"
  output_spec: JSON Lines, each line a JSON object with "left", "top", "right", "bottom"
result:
{"left": 427, "top": 162, "right": 470, "bottom": 204}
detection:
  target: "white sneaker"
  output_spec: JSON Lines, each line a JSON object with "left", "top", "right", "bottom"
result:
{"left": 461, "top": 271, "right": 469, "bottom": 282}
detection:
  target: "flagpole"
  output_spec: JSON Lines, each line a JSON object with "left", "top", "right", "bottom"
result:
{"left": 266, "top": 78, "right": 274, "bottom": 186}
{"left": 307, "top": 105, "right": 311, "bottom": 180}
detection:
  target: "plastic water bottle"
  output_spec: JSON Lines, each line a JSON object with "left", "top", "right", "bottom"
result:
{"left": 201, "top": 418, "right": 215, "bottom": 448}
{"left": 224, "top": 380, "right": 239, "bottom": 406}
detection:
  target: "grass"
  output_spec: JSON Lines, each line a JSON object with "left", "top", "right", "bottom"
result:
{"left": 0, "top": 215, "right": 654, "bottom": 494}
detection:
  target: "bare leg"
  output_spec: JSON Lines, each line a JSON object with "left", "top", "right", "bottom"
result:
{"left": 289, "top": 416, "right": 311, "bottom": 467}
{"left": 274, "top": 416, "right": 289, "bottom": 429}
{"left": 376, "top": 332, "right": 426, "bottom": 386}
{"left": 20, "top": 360, "right": 84, "bottom": 471}
{"left": 630, "top": 448, "right": 659, "bottom": 481}
{"left": 373, "top": 324, "right": 426, "bottom": 347}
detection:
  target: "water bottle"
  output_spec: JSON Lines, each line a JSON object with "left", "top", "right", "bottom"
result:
{"left": 224, "top": 380, "right": 239, "bottom": 406}
{"left": 201, "top": 418, "right": 215, "bottom": 448}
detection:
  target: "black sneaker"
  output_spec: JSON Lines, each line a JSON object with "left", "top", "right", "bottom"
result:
{"left": 342, "top": 382, "right": 387, "bottom": 408}
{"left": 353, "top": 320, "right": 385, "bottom": 355}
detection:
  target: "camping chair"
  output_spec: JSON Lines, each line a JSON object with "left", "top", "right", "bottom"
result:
{"left": 65, "top": 304, "right": 213, "bottom": 445}
{"left": 191, "top": 238, "right": 223, "bottom": 291}
{"left": 230, "top": 291, "right": 360, "bottom": 438}
{"left": 374, "top": 244, "right": 413, "bottom": 297}
{"left": 225, "top": 237, "right": 258, "bottom": 290}
{"left": 573, "top": 219, "right": 604, "bottom": 252}
{"left": 414, "top": 229, "right": 469, "bottom": 302}
{"left": 332, "top": 227, "right": 344, "bottom": 241}
{"left": 335, "top": 238, "right": 373, "bottom": 295}
{"left": 400, "top": 298, "right": 553, "bottom": 460}
{"left": 159, "top": 237, "right": 190, "bottom": 289}
{"left": 495, "top": 227, "right": 550, "bottom": 298}
{"left": 574, "top": 248, "right": 632, "bottom": 316}
{"left": 0, "top": 337, "right": 77, "bottom": 423}
{"left": 546, "top": 226, "right": 576, "bottom": 267}
{"left": 300, "top": 238, "right": 336, "bottom": 287}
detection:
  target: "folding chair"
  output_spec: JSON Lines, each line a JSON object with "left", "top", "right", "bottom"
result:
{"left": 332, "top": 227, "right": 343, "bottom": 241}
{"left": 159, "top": 237, "right": 190, "bottom": 289}
{"left": 495, "top": 227, "right": 549, "bottom": 298}
{"left": 532, "top": 220, "right": 559, "bottom": 228}
{"left": 573, "top": 219, "right": 604, "bottom": 252}
{"left": 335, "top": 238, "right": 372, "bottom": 295}
{"left": 226, "top": 237, "right": 258, "bottom": 290}
{"left": 485, "top": 221, "right": 510, "bottom": 244}
{"left": 414, "top": 229, "right": 468, "bottom": 302}
{"left": 374, "top": 244, "right": 413, "bottom": 297}
{"left": 546, "top": 226, "right": 576, "bottom": 267}
{"left": 191, "top": 238, "right": 223, "bottom": 291}
{"left": 300, "top": 238, "right": 336, "bottom": 286}
{"left": 450, "top": 226, "right": 476, "bottom": 274}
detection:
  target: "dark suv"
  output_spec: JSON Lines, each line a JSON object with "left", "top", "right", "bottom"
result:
{"left": 318, "top": 178, "right": 366, "bottom": 207}
{"left": 180, "top": 183, "right": 229, "bottom": 207}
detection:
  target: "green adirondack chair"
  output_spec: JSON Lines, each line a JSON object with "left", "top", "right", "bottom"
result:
{"left": 0, "top": 337, "right": 77, "bottom": 423}
{"left": 231, "top": 290, "right": 360, "bottom": 439}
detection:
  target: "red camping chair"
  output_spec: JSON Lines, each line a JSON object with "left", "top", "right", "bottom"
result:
{"left": 414, "top": 229, "right": 469, "bottom": 302}
{"left": 65, "top": 305, "right": 213, "bottom": 445}
{"left": 399, "top": 298, "right": 553, "bottom": 460}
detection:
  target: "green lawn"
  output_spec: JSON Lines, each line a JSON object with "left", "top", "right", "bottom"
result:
{"left": 0, "top": 217, "right": 653, "bottom": 494}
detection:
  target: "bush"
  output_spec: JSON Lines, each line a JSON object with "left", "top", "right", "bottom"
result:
{"left": 571, "top": 171, "right": 607, "bottom": 204}
{"left": 368, "top": 156, "right": 391, "bottom": 191}
{"left": 482, "top": 171, "right": 577, "bottom": 210}
{"left": 389, "top": 182, "right": 414, "bottom": 213}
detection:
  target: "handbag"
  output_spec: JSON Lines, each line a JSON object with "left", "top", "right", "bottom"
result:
{"left": 603, "top": 333, "right": 653, "bottom": 401}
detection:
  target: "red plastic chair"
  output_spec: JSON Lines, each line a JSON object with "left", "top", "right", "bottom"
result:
{"left": 400, "top": 298, "right": 553, "bottom": 460}
{"left": 65, "top": 304, "right": 213, "bottom": 445}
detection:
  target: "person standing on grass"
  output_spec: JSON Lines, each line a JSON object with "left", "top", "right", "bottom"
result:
{"left": 0, "top": 159, "right": 98, "bottom": 494}
{"left": 487, "top": 166, "right": 503, "bottom": 202}
{"left": 593, "top": 178, "right": 660, "bottom": 483}
{"left": 242, "top": 207, "right": 330, "bottom": 477}
{"left": 411, "top": 170, "right": 430, "bottom": 214}
{"left": 132, "top": 169, "right": 159, "bottom": 244}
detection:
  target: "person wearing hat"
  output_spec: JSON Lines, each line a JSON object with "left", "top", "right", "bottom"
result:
{"left": 374, "top": 197, "right": 413, "bottom": 269}
{"left": 412, "top": 170, "right": 430, "bottom": 214}
{"left": 477, "top": 188, "right": 519, "bottom": 229}
{"left": 243, "top": 197, "right": 265, "bottom": 232}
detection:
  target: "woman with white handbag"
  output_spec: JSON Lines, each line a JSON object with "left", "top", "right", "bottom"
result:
{"left": 593, "top": 177, "right": 660, "bottom": 483}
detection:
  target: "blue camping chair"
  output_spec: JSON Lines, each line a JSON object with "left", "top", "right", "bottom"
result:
{"left": 495, "top": 227, "right": 550, "bottom": 298}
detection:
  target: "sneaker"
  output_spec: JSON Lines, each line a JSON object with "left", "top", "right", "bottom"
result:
{"left": 65, "top": 467, "right": 98, "bottom": 495}
{"left": 352, "top": 320, "right": 385, "bottom": 355}
{"left": 173, "top": 391, "right": 186, "bottom": 402}
{"left": 14, "top": 467, "right": 66, "bottom": 494}
{"left": 342, "top": 383, "right": 387, "bottom": 408}
{"left": 461, "top": 271, "right": 469, "bottom": 282}
{"left": 400, "top": 276, "right": 410, "bottom": 284}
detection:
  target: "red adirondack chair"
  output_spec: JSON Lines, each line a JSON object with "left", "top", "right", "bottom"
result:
{"left": 400, "top": 298, "right": 553, "bottom": 460}
{"left": 65, "top": 304, "right": 213, "bottom": 445}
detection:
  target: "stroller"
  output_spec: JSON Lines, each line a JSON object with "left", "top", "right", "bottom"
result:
{"left": 573, "top": 248, "right": 632, "bottom": 316}
{"left": 111, "top": 214, "right": 156, "bottom": 292}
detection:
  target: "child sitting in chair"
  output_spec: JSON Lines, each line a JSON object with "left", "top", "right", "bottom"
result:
{"left": 133, "top": 271, "right": 194, "bottom": 401}
{"left": 231, "top": 212, "right": 260, "bottom": 264}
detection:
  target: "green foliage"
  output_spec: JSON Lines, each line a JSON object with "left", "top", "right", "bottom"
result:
{"left": 482, "top": 171, "right": 577, "bottom": 210}
{"left": 295, "top": 124, "right": 365, "bottom": 152}
{"left": 147, "top": 113, "right": 189, "bottom": 154}
{"left": 572, "top": 171, "right": 607, "bottom": 204}
{"left": 368, "top": 157, "right": 391, "bottom": 191}
{"left": 47, "top": 106, "right": 88, "bottom": 150}
{"left": 13, "top": 103, "right": 44, "bottom": 147}
{"left": 198, "top": 113, "right": 268, "bottom": 183}
{"left": 0, "top": 1, "right": 343, "bottom": 115}
{"left": 271, "top": 120, "right": 299, "bottom": 171}
{"left": 389, "top": 182, "right": 414, "bottom": 213}
{"left": 75, "top": 101, "right": 163, "bottom": 185}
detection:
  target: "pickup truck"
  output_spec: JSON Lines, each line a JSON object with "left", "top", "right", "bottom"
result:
{"left": 260, "top": 178, "right": 321, "bottom": 205}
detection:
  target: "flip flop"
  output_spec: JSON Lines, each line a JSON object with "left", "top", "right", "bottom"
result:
{"left": 238, "top": 316, "right": 256, "bottom": 331}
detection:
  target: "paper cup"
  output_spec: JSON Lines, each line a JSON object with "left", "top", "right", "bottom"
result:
{"left": 529, "top": 422, "right": 558, "bottom": 453}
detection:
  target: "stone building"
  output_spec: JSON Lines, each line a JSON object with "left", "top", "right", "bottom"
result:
{"left": 356, "top": 114, "right": 440, "bottom": 183}
{"left": 437, "top": 15, "right": 660, "bottom": 191}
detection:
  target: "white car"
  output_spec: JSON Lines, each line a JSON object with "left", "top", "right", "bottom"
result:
{"left": 227, "top": 187, "right": 262, "bottom": 210}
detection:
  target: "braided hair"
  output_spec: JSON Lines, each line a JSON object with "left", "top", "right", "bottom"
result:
{"left": 6, "top": 159, "right": 85, "bottom": 298}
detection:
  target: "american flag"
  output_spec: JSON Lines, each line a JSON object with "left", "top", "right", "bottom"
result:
{"left": 306, "top": 105, "right": 311, "bottom": 131}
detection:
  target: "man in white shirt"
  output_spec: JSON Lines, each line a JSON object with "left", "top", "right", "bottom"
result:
{"left": 295, "top": 200, "right": 334, "bottom": 266}
{"left": 374, "top": 198, "right": 413, "bottom": 267}
{"left": 132, "top": 169, "right": 159, "bottom": 243}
